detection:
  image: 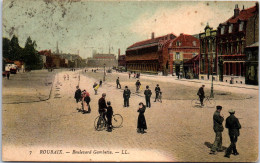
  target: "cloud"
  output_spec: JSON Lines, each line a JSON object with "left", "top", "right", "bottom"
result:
{"left": 129, "top": 3, "right": 233, "bottom": 37}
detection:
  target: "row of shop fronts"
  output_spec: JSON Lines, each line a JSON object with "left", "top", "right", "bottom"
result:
{"left": 124, "top": 3, "right": 258, "bottom": 85}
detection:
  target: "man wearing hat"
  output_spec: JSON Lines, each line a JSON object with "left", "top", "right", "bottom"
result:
{"left": 123, "top": 86, "right": 131, "bottom": 107}
{"left": 197, "top": 85, "right": 205, "bottom": 106}
{"left": 224, "top": 109, "right": 241, "bottom": 158}
{"left": 154, "top": 84, "right": 161, "bottom": 102}
{"left": 144, "top": 85, "right": 152, "bottom": 108}
{"left": 210, "top": 105, "right": 224, "bottom": 155}
{"left": 116, "top": 77, "right": 121, "bottom": 89}
{"left": 98, "top": 93, "right": 107, "bottom": 121}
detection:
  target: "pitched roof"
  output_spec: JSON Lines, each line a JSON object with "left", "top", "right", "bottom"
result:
{"left": 221, "top": 5, "right": 257, "bottom": 25}
{"left": 184, "top": 55, "right": 199, "bottom": 64}
{"left": 169, "top": 34, "right": 200, "bottom": 48}
{"left": 127, "top": 33, "right": 176, "bottom": 50}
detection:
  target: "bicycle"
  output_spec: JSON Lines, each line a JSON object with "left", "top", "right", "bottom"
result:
{"left": 191, "top": 96, "right": 216, "bottom": 108}
{"left": 94, "top": 113, "right": 123, "bottom": 131}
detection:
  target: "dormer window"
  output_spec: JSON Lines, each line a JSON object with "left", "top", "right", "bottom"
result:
{"left": 229, "top": 24, "right": 233, "bottom": 33}
{"left": 192, "top": 41, "right": 196, "bottom": 46}
{"left": 176, "top": 41, "right": 181, "bottom": 46}
{"left": 239, "top": 21, "right": 244, "bottom": 31}
{"left": 221, "top": 26, "right": 225, "bottom": 35}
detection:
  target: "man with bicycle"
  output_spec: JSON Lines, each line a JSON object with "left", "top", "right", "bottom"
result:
{"left": 98, "top": 93, "right": 107, "bottom": 122}
{"left": 197, "top": 85, "right": 205, "bottom": 106}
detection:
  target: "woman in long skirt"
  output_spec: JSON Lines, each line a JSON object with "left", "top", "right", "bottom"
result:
{"left": 137, "top": 102, "right": 147, "bottom": 134}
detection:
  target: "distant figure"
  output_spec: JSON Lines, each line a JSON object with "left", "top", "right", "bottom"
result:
{"left": 135, "top": 80, "right": 141, "bottom": 92}
{"left": 63, "top": 74, "right": 66, "bottom": 81}
{"left": 106, "top": 101, "right": 113, "bottom": 132}
{"left": 210, "top": 106, "right": 224, "bottom": 155}
{"left": 67, "top": 74, "right": 69, "bottom": 80}
{"left": 224, "top": 109, "right": 241, "bottom": 158}
{"left": 85, "top": 69, "right": 86, "bottom": 73}
{"left": 154, "top": 84, "right": 161, "bottom": 102}
{"left": 137, "top": 102, "right": 147, "bottom": 134}
{"left": 128, "top": 72, "right": 131, "bottom": 79}
{"left": 99, "top": 79, "right": 103, "bottom": 87}
{"left": 116, "top": 77, "right": 121, "bottom": 89}
{"left": 92, "top": 69, "right": 93, "bottom": 72}
{"left": 93, "top": 82, "right": 98, "bottom": 95}
{"left": 197, "top": 85, "right": 205, "bottom": 106}
{"left": 144, "top": 85, "right": 152, "bottom": 108}
{"left": 123, "top": 86, "right": 131, "bottom": 107}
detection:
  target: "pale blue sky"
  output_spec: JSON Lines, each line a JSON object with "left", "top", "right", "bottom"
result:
{"left": 2, "top": 0, "right": 257, "bottom": 59}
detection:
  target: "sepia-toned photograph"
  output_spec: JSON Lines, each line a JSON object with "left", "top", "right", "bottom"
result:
{"left": 2, "top": 0, "right": 259, "bottom": 162}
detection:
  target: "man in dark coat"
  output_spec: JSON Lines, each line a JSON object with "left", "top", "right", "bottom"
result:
{"left": 197, "top": 85, "right": 205, "bottom": 106}
{"left": 106, "top": 101, "right": 113, "bottom": 132}
{"left": 74, "top": 86, "right": 82, "bottom": 103}
{"left": 224, "top": 109, "right": 241, "bottom": 158}
{"left": 116, "top": 77, "right": 121, "bottom": 89}
{"left": 135, "top": 80, "right": 141, "bottom": 92}
{"left": 210, "top": 105, "right": 224, "bottom": 155}
{"left": 84, "top": 93, "right": 91, "bottom": 113}
{"left": 154, "top": 84, "right": 161, "bottom": 102}
{"left": 98, "top": 93, "right": 107, "bottom": 121}
{"left": 123, "top": 86, "right": 131, "bottom": 107}
{"left": 144, "top": 85, "right": 152, "bottom": 108}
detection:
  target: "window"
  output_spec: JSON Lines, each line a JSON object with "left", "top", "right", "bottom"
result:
{"left": 175, "top": 52, "right": 180, "bottom": 60}
{"left": 239, "top": 21, "right": 244, "bottom": 31}
{"left": 192, "top": 41, "right": 196, "bottom": 46}
{"left": 229, "top": 24, "right": 233, "bottom": 33}
{"left": 221, "top": 26, "right": 225, "bottom": 35}
{"left": 176, "top": 41, "right": 182, "bottom": 46}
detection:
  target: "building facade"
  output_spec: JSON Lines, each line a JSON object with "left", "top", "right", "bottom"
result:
{"left": 199, "top": 24, "right": 218, "bottom": 81}
{"left": 86, "top": 53, "right": 118, "bottom": 68}
{"left": 217, "top": 3, "right": 258, "bottom": 84}
{"left": 245, "top": 5, "right": 259, "bottom": 85}
{"left": 169, "top": 33, "right": 200, "bottom": 77}
{"left": 183, "top": 55, "right": 200, "bottom": 79}
{"left": 125, "top": 33, "right": 176, "bottom": 75}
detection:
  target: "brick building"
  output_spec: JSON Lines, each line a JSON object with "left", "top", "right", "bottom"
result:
{"left": 168, "top": 33, "right": 200, "bottom": 77}
{"left": 217, "top": 3, "right": 258, "bottom": 84}
{"left": 245, "top": 4, "right": 259, "bottom": 85}
{"left": 199, "top": 24, "right": 217, "bottom": 81}
{"left": 126, "top": 33, "right": 176, "bottom": 75}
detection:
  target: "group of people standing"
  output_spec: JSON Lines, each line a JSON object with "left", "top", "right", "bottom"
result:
{"left": 74, "top": 86, "right": 91, "bottom": 114}
{"left": 210, "top": 105, "right": 241, "bottom": 158}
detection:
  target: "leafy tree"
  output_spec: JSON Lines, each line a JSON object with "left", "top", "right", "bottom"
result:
{"left": 22, "top": 37, "right": 43, "bottom": 70}
{"left": 3, "top": 37, "right": 11, "bottom": 59}
{"left": 9, "top": 35, "right": 22, "bottom": 61}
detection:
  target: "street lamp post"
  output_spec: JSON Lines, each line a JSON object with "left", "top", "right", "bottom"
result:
{"left": 103, "top": 64, "right": 106, "bottom": 81}
{"left": 210, "top": 60, "right": 214, "bottom": 98}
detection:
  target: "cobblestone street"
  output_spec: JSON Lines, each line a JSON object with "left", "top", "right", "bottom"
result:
{"left": 2, "top": 70, "right": 258, "bottom": 162}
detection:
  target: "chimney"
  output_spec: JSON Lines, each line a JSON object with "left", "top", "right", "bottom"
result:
{"left": 118, "top": 48, "right": 120, "bottom": 59}
{"left": 151, "top": 32, "right": 155, "bottom": 39}
{"left": 234, "top": 4, "right": 240, "bottom": 17}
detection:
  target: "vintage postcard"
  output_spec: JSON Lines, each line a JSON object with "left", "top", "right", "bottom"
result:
{"left": 2, "top": 0, "right": 259, "bottom": 162}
